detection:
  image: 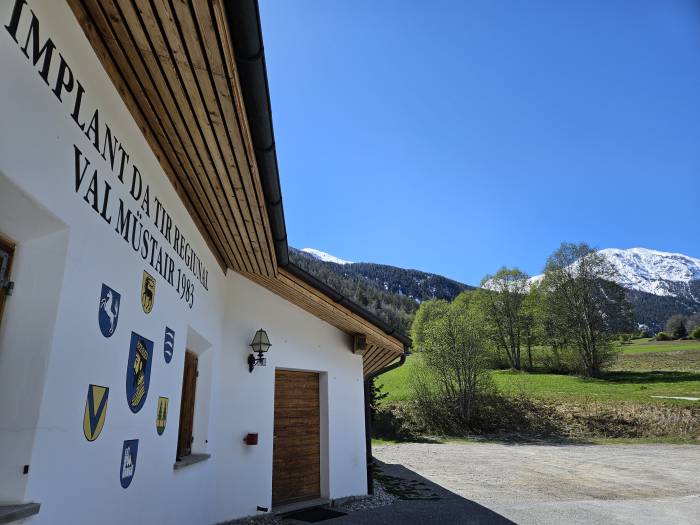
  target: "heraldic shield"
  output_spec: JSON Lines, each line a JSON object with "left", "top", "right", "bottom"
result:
{"left": 156, "top": 396, "right": 169, "bottom": 435}
{"left": 83, "top": 384, "right": 109, "bottom": 441}
{"left": 141, "top": 271, "right": 156, "bottom": 314}
{"left": 120, "top": 439, "right": 138, "bottom": 489}
{"left": 126, "top": 332, "right": 154, "bottom": 413}
{"left": 98, "top": 284, "right": 120, "bottom": 337}
{"left": 164, "top": 326, "right": 175, "bottom": 364}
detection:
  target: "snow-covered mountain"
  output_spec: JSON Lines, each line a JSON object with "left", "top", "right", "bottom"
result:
{"left": 598, "top": 248, "right": 700, "bottom": 298}
{"left": 532, "top": 247, "right": 700, "bottom": 299}
{"left": 300, "top": 248, "right": 353, "bottom": 265}
{"left": 528, "top": 247, "right": 700, "bottom": 330}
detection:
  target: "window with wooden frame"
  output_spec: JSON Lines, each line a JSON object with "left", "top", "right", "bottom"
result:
{"left": 176, "top": 350, "right": 198, "bottom": 459}
{"left": 0, "top": 235, "right": 15, "bottom": 328}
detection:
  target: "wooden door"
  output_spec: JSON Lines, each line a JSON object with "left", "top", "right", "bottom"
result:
{"left": 272, "top": 370, "right": 321, "bottom": 506}
{"left": 177, "top": 351, "right": 198, "bottom": 458}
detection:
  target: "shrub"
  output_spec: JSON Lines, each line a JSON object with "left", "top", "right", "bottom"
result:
{"left": 407, "top": 297, "right": 493, "bottom": 433}
{"left": 673, "top": 323, "right": 688, "bottom": 340}
{"left": 539, "top": 345, "right": 582, "bottom": 374}
{"left": 692, "top": 326, "right": 700, "bottom": 340}
{"left": 655, "top": 332, "right": 672, "bottom": 341}
{"left": 666, "top": 314, "right": 688, "bottom": 339}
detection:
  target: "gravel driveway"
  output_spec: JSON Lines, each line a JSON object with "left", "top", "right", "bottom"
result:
{"left": 374, "top": 442, "right": 700, "bottom": 525}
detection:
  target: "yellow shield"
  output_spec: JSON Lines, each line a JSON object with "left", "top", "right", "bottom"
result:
{"left": 83, "top": 384, "right": 109, "bottom": 441}
{"left": 156, "top": 396, "right": 169, "bottom": 435}
{"left": 141, "top": 271, "right": 156, "bottom": 314}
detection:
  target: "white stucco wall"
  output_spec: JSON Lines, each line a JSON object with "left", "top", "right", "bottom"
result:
{"left": 0, "top": 1, "right": 367, "bottom": 523}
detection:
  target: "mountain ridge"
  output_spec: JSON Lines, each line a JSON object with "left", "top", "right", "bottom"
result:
{"left": 289, "top": 247, "right": 472, "bottom": 334}
{"left": 292, "top": 246, "right": 700, "bottom": 332}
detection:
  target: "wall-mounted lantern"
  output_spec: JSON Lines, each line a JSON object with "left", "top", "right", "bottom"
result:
{"left": 248, "top": 328, "right": 271, "bottom": 372}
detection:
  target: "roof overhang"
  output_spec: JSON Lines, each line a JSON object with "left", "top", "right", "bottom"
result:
{"left": 67, "top": 0, "right": 277, "bottom": 275}
{"left": 68, "top": 0, "right": 408, "bottom": 375}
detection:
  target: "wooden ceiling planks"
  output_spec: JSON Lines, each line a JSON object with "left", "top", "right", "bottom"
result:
{"left": 68, "top": 0, "right": 276, "bottom": 276}
{"left": 364, "top": 350, "right": 399, "bottom": 376}
{"left": 69, "top": 0, "right": 406, "bottom": 374}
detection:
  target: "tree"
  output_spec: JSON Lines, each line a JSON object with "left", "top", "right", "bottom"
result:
{"left": 521, "top": 283, "right": 544, "bottom": 370}
{"left": 665, "top": 314, "right": 688, "bottom": 339}
{"left": 368, "top": 378, "right": 389, "bottom": 422}
{"left": 411, "top": 299, "right": 450, "bottom": 351}
{"left": 410, "top": 295, "right": 491, "bottom": 430}
{"left": 686, "top": 313, "right": 700, "bottom": 334}
{"left": 673, "top": 322, "right": 688, "bottom": 340}
{"left": 542, "top": 243, "right": 634, "bottom": 377}
{"left": 476, "top": 267, "right": 530, "bottom": 370}
{"left": 692, "top": 326, "right": 700, "bottom": 340}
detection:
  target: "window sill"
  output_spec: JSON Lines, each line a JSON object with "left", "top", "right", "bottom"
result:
{"left": 173, "top": 453, "right": 210, "bottom": 470}
{"left": 0, "top": 503, "right": 40, "bottom": 524}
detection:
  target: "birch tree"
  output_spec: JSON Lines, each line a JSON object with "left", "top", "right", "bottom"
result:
{"left": 477, "top": 268, "right": 530, "bottom": 370}
{"left": 543, "top": 243, "right": 633, "bottom": 377}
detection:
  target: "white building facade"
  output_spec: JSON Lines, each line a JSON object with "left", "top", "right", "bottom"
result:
{"left": 0, "top": 1, "right": 407, "bottom": 523}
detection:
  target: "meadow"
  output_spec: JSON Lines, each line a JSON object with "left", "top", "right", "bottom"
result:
{"left": 380, "top": 338, "right": 700, "bottom": 406}
{"left": 375, "top": 338, "right": 700, "bottom": 442}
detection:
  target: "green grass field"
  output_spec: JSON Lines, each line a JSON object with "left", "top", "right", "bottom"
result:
{"left": 492, "top": 369, "right": 700, "bottom": 404}
{"left": 620, "top": 338, "right": 700, "bottom": 355}
{"left": 379, "top": 338, "right": 700, "bottom": 406}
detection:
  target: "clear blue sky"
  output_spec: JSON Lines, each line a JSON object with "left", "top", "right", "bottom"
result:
{"left": 259, "top": 0, "right": 700, "bottom": 285}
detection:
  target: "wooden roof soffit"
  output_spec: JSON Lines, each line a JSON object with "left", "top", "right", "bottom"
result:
{"left": 68, "top": 0, "right": 407, "bottom": 374}
{"left": 241, "top": 268, "right": 405, "bottom": 377}
{"left": 67, "top": 0, "right": 277, "bottom": 276}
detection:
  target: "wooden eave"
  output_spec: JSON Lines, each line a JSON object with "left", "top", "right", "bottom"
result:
{"left": 68, "top": 0, "right": 405, "bottom": 376}
{"left": 243, "top": 268, "right": 405, "bottom": 376}
{"left": 68, "top": 0, "right": 277, "bottom": 276}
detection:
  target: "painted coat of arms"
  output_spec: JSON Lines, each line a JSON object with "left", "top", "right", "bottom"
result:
{"left": 141, "top": 271, "right": 156, "bottom": 314}
{"left": 120, "top": 439, "right": 139, "bottom": 489}
{"left": 156, "top": 396, "right": 169, "bottom": 435}
{"left": 126, "top": 332, "right": 153, "bottom": 413}
{"left": 164, "top": 326, "right": 175, "bottom": 364}
{"left": 83, "top": 384, "right": 109, "bottom": 441}
{"left": 98, "top": 284, "right": 120, "bottom": 337}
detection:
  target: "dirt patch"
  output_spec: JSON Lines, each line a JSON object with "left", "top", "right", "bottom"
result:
{"left": 376, "top": 397, "right": 700, "bottom": 442}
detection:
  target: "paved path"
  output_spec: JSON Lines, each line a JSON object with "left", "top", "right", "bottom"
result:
{"left": 367, "top": 442, "right": 700, "bottom": 525}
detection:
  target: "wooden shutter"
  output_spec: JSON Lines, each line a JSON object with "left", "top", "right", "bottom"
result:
{"left": 272, "top": 370, "right": 321, "bottom": 506}
{"left": 0, "top": 235, "right": 14, "bottom": 328}
{"left": 177, "top": 351, "right": 198, "bottom": 458}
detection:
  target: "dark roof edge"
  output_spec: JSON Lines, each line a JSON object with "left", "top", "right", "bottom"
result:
{"left": 224, "top": 0, "right": 410, "bottom": 350}
{"left": 285, "top": 264, "right": 412, "bottom": 348}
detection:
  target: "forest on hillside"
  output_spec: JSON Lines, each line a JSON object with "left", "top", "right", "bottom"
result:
{"left": 289, "top": 248, "right": 471, "bottom": 334}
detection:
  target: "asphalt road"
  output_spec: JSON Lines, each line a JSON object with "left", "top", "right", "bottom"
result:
{"left": 371, "top": 442, "right": 700, "bottom": 525}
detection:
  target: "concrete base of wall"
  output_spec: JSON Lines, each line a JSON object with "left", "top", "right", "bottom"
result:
{"left": 0, "top": 503, "right": 40, "bottom": 524}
